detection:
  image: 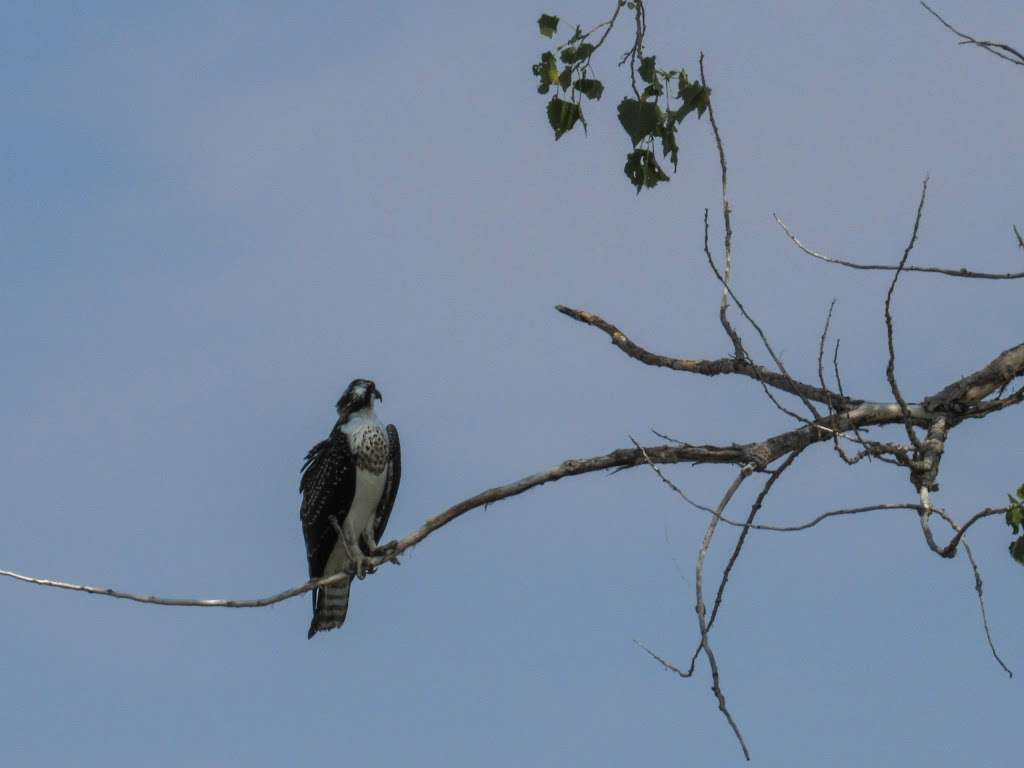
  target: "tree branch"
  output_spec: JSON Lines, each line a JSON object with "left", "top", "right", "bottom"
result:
{"left": 3, "top": 336, "right": 1021, "bottom": 631}
{"left": 921, "top": 2, "right": 1024, "bottom": 67}
{"left": 774, "top": 213, "right": 1024, "bottom": 280}
{"left": 699, "top": 53, "right": 746, "bottom": 361}
{"left": 0, "top": 567, "right": 349, "bottom": 609}
{"left": 555, "top": 305, "right": 852, "bottom": 408}
{"left": 695, "top": 465, "right": 755, "bottom": 760}
{"left": 884, "top": 177, "right": 930, "bottom": 452}
{"left": 930, "top": 507, "right": 1013, "bottom": 677}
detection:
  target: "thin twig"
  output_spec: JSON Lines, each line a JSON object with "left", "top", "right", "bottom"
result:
{"left": 774, "top": 213, "right": 1024, "bottom": 280}
{"left": 0, "top": 568, "right": 350, "bottom": 609}
{"left": 884, "top": 177, "right": 929, "bottom": 451}
{"left": 705, "top": 452, "right": 802, "bottom": 633}
{"left": 752, "top": 503, "right": 922, "bottom": 532}
{"left": 635, "top": 441, "right": 938, "bottom": 535}
{"left": 682, "top": 451, "right": 803, "bottom": 677}
{"left": 831, "top": 340, "right": 909, "bottom": 467}
{"left": 921, "top": 2, "right": 1024, "bottom": 67}
{"left": 930, "top": 507, "right": 1013, "bottom": 677}
{"left": 635, "top": 639, "right": 692, "bottom": 679}
{"left": 700, "top": 220, "right": 822, "bottom": 420}
{"left": 816, "top": 301, "right": 861, "bottom": 465}
{"left": 633, "top": 439, "right": 717, "bottom": 515}
{"left": 699, "top": 53, "right": 745, "bottom": 361}
{"left": 695, "top": 465, "right": 756, "bottom": 760}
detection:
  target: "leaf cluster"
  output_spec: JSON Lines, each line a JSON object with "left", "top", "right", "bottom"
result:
{"left": 1006, "top": 484, "right": 1024, "bottom": 565}
{"left": 531, "top": 15, "right": 604, "bottom": 142}
{"left": 530, "top": 14, "right": 710, "bottom": 192}
{"left": 615, "top": 56, "right": 710, "bottom": 191}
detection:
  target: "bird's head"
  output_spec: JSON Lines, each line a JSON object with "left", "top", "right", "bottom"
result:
{"left": 336, "top": 378, "right": 382, "bottom": 421}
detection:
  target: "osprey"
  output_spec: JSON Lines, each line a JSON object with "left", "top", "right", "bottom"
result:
{"left": 299, "top": 378, "right": 401, "bottom": 638}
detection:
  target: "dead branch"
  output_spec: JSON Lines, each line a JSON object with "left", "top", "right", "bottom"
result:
{"left": 700, "top": 214, "right": 822, "bottom": 421}
{"left": 0, "top": 567, "right": 349, "bottom": 609}
{"left": 5, "top": 324, "right": 1021, "bottom": 611}
{"left": 699, "top": 53, "right": 745, "bottom": 361}
{"left": 774, "top": 213, "right": 1024, "bottom": 280}
{"left": 921, "top": 2, "right": 1024, "bottom": 67}
{"left": 555, "top": 304, "right": 852, "bottom": 408}
{"left": 884, "top": 177, "right": 929, "bottom": 452}
{"left": 705, "top": 452, "right": 802, "bottom": 634}
{"left": 694, "top": 465, "right": 756, "bottom": 761}
{"left": 931, "top": 507, "right": 1013, "bottom": 677}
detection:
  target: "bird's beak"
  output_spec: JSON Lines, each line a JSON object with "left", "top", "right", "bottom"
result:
{"left": 374, "top": 388, "right": 383, "bottom": 403}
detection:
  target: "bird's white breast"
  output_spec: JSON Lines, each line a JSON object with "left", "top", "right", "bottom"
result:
{"left": 348, "top": 466, "right": 387, "bottom": 539}
{"left": 341, "top": 409, "right": 389, "bottom": 541}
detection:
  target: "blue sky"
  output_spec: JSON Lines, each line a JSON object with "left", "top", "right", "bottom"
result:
{"left": 1, "top": 1, "right": 1021, "bottom": 765}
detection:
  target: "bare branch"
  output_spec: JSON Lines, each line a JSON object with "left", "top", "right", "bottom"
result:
{"left": 555, "top": 304, "right": 852, "bottom": 407}
{"left": 699, "top": 54, "right": 745, "bottom": 360}
{"left": 921, "top": 2, "right": 1024, "bottom": 67}
{"left": 957, "top": 385, "right": 1024, "bottom": 419}
{"left": 884, "top": 177, "right": 930, "bottom": 451}
{"left": 633, "top": 439, "right": 717, "bottom": 516}
{"left": 917, "top": 485, "right": 945, "bottom": 555}
{"left": 830, "top": 339, "right": 904, "bottom": 466}
{"left": 700, "top": 219, "right": 822, "bottom": 421}
{"left": 5, "top": 335, "right": 1022, "bottom": 615}
{"left": 703, "top": 209, "right": 745, "bottom": 358}
{"left": 918, "top": 481, "right": 1005, "bottom": 559}
{"left": 774, "top": 213, "right": 1024, "bottom": 280}
{"left": 695, "top": 465, "right": 756, "bottom": 760}
{"left": 941, "top": 506, "right": 1008, "bottom": 557}
{"left": 924, "top": 342, "right": 1024, "bottom": 410}
{"left": 635, "top": 639, "right": 693, "bottom": 679}
{"left": 584, "top": 0, "right": 629, "bottom": 54}
{"left": 816, "top": 302, "right": 866, "bottom": 466}
{"left": 635, "top": 440, "right": 943, "bottom": 535}
{"left": 705, "top": 452, "right": 802, "bottom": 634}
{"left": 930, "top": 507, "right": 1013, "bottom": 677}
{"left": 0, "top": 567, "right": 348, "bottom": 609}
{"left": 751, "top": 503, "right": 922, "bottom": 533}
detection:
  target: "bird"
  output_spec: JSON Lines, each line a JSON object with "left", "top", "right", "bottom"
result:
{"left": 299, "top": 378, "right": 401, "bottom": 638}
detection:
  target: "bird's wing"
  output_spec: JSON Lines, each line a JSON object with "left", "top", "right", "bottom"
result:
{"left": 300, "top": 433, "right": 356, "bottom": 589}
{"left": 373, "top": 424, "right": 401, "bottom": 544}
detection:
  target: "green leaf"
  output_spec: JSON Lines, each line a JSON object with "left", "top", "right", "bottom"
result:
{"left": 657, "top": 122, "right": 679, "bottom": 170}
{"left": 547, "top": 97, "right": 582, "bottom": 140}
{"left": 617, "top": 98, "right": 663, "bottom": 146}
{"left": 1010, "top": 536, "right": 1024, "bottom": 565}
{"left": 638, "top": 55, "right": 657, "bottom": 84}
{"left": 677, "top": 77, "right": 711, "bottom": 119}
{"left": 573, "top": 78, "right": 604, "bottom": 100}
{"left": 623, "top": 148, "right": 670, "bottom": 192}
{"left": 567, "top": 25, "right": 584, "bottom": 45}
{"left": 642, "top": 83, "right": 663, "bottom": 99}
{"left": 538, "top": 14, "right": 559, "bottom": 38}
{"left": 559, "top": 66, "right": 572, "bottom": 90}
{"left": 532, "top": 51, "right": 559, "bottom": 93}
{"left": 1007, "top": 502, "right": 1024, "bottom": 535}
{"left": 560, "top": 43, "right": 596, "bottom": 64}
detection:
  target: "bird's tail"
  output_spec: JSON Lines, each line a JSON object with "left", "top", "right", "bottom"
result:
{"left": 307, "top": 576, "right": 352, "bottom": 639}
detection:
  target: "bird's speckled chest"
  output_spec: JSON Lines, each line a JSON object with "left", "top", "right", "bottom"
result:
{"left": 347, "top": 422, "right": 389, "bottom": 474}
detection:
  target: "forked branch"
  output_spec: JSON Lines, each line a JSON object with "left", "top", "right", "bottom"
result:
{"left": 922, "top": 2, "right": 1024, "bottom": 67}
